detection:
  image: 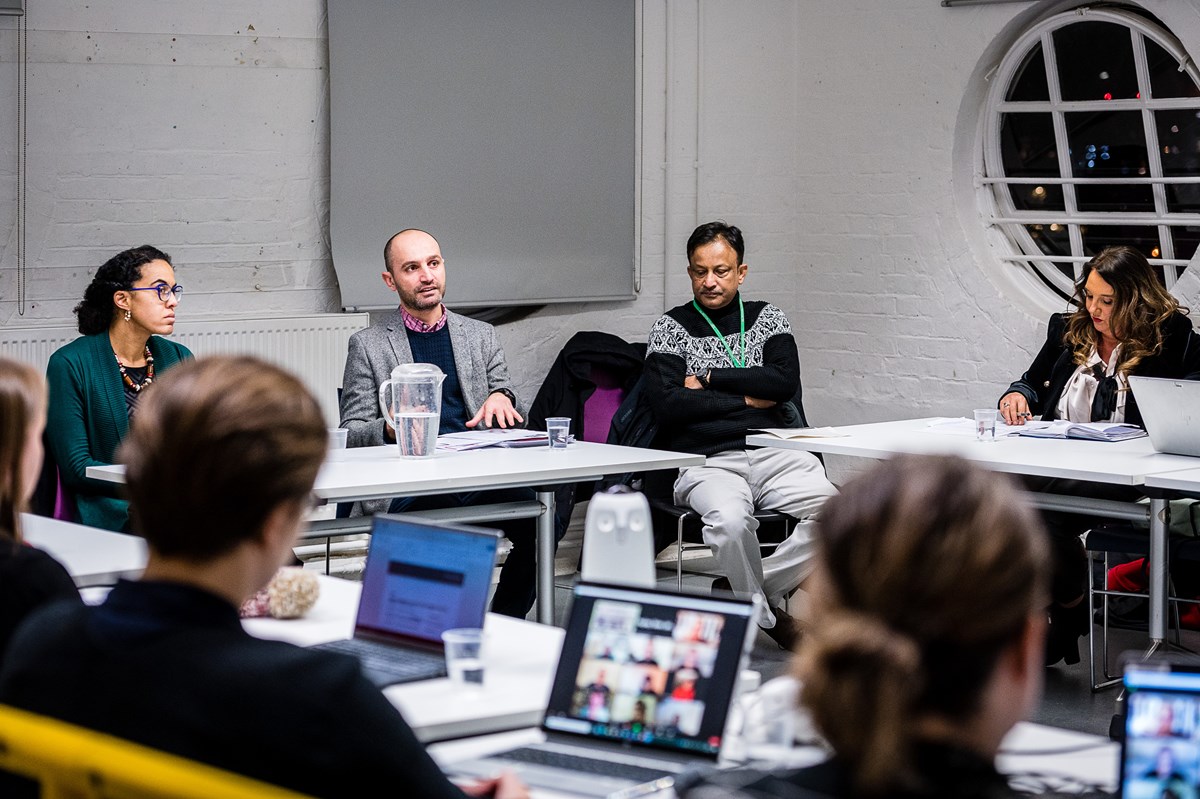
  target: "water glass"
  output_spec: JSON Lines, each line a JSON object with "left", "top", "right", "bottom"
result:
{"left": 546, "top": 417, "right": 571, "bottom": 450}
{"left": 327, "top": 428, "right": 348, "bottom": 450}
{"left": 442, "top": 628, "right": 485, "bottom": 688}
{"left": 974, "top": 408, "right": 998, "bottom": 442}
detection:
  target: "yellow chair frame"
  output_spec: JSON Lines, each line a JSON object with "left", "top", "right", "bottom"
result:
{"left": 0, "top": 704, "right": 313, "bottom": 799}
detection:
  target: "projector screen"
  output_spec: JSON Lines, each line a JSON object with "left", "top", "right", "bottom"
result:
{"left": 328, "top": 0, "right": 636, "bottom": 311}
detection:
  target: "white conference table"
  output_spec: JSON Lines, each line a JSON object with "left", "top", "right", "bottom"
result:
{"left": 748, "top": 418, "right": 1200, "bottom": 648}
{"left": 20, "top": 513, "right": 147, "bottom": 587}
{"left": 427, "top": 721, "right": 1120, "bottom": 798}
{"left": 243, "top": 574, "right": 564, "bottom": 744}
{"left": 253, "top": 575, "right": 1119, "bottom": 797}
{"left": 89, "top": 441, "right": 703, "bottom": 624}
{"left": 1145, "top": 466, "right": 1200, "bottom": 494}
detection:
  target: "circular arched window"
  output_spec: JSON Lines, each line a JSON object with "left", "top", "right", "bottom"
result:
{"left": 983, "top": 7, "right": 1200, "bottom": 300}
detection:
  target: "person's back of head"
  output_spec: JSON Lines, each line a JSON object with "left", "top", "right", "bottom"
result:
{"left": 0, "top": 357, "right": 46, "bottom": 544}
{"left": 796, "top": 453, "right": 1050, "bottom": 796}
{"left": 118, "top": 355, "right": 326, "bottom": 561}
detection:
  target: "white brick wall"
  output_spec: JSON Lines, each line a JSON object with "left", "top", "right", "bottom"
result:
{"left": 5, "top": 0, "right": 1200, "bottom": 484}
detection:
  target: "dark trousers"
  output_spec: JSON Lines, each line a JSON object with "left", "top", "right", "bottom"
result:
{"left": 1020, "top": 475, "right": 1145, "bottom": 604}
{"left": 388, "top": 487, "right": 561, "bottom": 619}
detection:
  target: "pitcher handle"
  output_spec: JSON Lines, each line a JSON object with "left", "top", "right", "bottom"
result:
{"left": 378, "top": 379, "right": 397, "bottom": 428}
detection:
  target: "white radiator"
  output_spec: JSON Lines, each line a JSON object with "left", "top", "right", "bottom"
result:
{"left": 0, "top": 313, "right": 371, "bottom": 427}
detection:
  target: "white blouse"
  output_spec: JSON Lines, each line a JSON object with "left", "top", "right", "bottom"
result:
{"left": 1055, "top": 344, "right": 1127, "bottom": 423}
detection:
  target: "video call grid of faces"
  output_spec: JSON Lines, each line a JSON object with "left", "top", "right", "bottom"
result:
{"left": 1124, "top": 691, "right": 1200, "bottom": 799}
{"left": 567, "top": 600, "right": 726, "bottom": 744}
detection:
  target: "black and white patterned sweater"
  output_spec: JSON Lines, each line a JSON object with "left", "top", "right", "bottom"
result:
{"left": 644, "top": 293, "right": 800, "bottom": 456}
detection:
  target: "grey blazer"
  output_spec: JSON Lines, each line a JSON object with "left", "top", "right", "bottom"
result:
{"left": 339, "top": 308, "right": 525, "bottom": 448}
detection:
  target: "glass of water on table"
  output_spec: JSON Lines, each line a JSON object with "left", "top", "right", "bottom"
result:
{"left": 442, "top": 628, "right": 486, "bottom": 687}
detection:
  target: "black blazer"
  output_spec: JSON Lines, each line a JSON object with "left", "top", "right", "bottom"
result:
{"left": 1002, "top": 311, "right": 1200, "bottom": 428}
{"left": 0, "top": 581, "right": 466, "bottom": 799}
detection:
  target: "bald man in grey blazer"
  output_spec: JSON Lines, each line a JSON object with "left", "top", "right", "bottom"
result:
{"left": 339, "top": 229, "right": 543, "bottom": 618}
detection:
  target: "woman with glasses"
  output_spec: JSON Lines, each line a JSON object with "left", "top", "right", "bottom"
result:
{"left": 45, "top": 245, "right": 191, "bottom": 532}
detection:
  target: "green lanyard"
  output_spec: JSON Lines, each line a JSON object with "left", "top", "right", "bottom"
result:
{"left": 691, "top": 297, "right": 745, "bottom": 368}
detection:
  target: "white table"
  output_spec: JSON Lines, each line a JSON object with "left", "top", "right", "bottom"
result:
{"left": 20, "top": 513, "right": 147, "bottom": 587}
{"left": 748, "top": 418, "right": 1200, "bottom": 647}
{"left": 1144, "top": 466, "right": 1200, "bottom": 494}
{"left": 427, "top": 711, "right": 1120, "bottom": 797}
{"left": 252, "top": 575, "right": 1118, "bottom": 796}
{"left": 243, "top": 574, "right": 565, "bottom": 743}
{"left": 89, "top": 441, "right": 703, "bottom": 624}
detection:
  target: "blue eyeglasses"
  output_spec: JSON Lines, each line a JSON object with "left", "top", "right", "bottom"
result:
{"left": 128, "top": 284, "right": 184, "bottom": 303}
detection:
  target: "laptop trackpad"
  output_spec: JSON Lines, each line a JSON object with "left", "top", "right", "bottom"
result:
{"left": 451, "top": 757, "right": 674, "bottom": 799}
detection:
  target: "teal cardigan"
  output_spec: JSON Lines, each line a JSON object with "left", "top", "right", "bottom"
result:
{"left": 45, "top": 333, "right": 192, "bottom": 532}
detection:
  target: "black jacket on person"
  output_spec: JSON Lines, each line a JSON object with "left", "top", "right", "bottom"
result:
{"left": 1003, "top": 311, "right": 1200, "bottom": 428}
{"left": 0, "top": 539, "right": 80, "bottom": 665}
{"left": 0, "top": 580, "right": 466, "bottom": 799}
{"left": 676, "top": 741, "right": 1021, "bottom": 799}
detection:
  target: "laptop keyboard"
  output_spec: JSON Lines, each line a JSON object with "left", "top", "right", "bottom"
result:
{"left": 497, "top": 747, "right": 673, "bottom": 784}
{"left": 314, "top": 638, "right": 446, "bottom": 685}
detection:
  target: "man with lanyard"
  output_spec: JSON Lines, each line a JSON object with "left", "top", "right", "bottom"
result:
{"left": 643, "top": 221, "right": 837, "bottom": 649}
{"left": 339, "top": 228, "right": 543, "bottom": 619}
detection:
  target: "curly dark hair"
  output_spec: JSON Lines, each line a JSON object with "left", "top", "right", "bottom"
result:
{"left": 73, "top": 245, "right": 172, "bottom": 336}
{"left": 1063, "top": 246, "right": 1187, "bottom": 375}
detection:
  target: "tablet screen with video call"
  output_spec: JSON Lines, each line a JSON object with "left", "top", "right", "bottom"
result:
{"left": 1121, "top": 661, "right": 1200, "bottom": 799}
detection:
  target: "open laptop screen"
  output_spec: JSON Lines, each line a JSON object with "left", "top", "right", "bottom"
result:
{"left": 542, "top": 583, "right": 757, "bottom": 758}
{"left": 1121, "top": 661, "right": 1200, "bottom": 799}
{"left": 354, "top": 514, "right": 499, "bottom": 644}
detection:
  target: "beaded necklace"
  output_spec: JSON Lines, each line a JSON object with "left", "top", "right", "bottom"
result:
{"left": 115, "top": 346, "right": 155, "bottom": 393}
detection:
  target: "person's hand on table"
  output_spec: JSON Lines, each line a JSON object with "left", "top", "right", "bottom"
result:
{"left": 999, "top": 391, "right": 1031, "bottom": 426}
{"left": 466, "top": 392, "right": 523, "bottom": 429}
{"left": 458, "top": 770, "right": 529, "bottom": 799}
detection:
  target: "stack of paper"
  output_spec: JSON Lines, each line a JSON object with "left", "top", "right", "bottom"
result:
{"left": 1015, "top": 420, "right": 1147, "bottom": 442}
{"left": 436, "top": 429, "right": 550, "bottom": 452}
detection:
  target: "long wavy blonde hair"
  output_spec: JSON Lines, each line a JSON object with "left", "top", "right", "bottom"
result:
{"left": 1064, "top": 246, "right": 1187, "bottom": 374}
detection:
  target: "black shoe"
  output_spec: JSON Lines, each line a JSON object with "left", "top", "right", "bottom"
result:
{"left": 761, "top": 605, "right": 800, "bottom": 651}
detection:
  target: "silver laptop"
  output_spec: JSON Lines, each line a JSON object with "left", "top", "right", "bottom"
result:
{"left": 448, "top": 582, "right": 760, "bottom": 798}
{"left": 1119, "top": 657, "right": 1200, "bottom": 799}
{"left": 1128, "top": 376, "right": 1200, "bottom": 457}
{"left": 311, "top": 514, "right": 500, "bottom": 688}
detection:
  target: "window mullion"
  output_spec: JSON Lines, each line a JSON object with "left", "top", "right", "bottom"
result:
{"left": 1041, "top": 30, "right": 1082, "bottom": 277}
{"left": 1134, "top": 28, "right": 1175, "bottom": 286}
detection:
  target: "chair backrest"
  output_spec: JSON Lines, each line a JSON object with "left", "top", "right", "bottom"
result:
{"left": 0, "top": 704, "right": 313, "bottom": 799}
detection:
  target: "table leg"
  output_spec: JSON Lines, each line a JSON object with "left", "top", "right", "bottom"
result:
{"left": 536, "top": 490, "right": 556, "bottom": 625}
{"left": 1148, "top": 497, "right": 1171, "bottom": 645}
